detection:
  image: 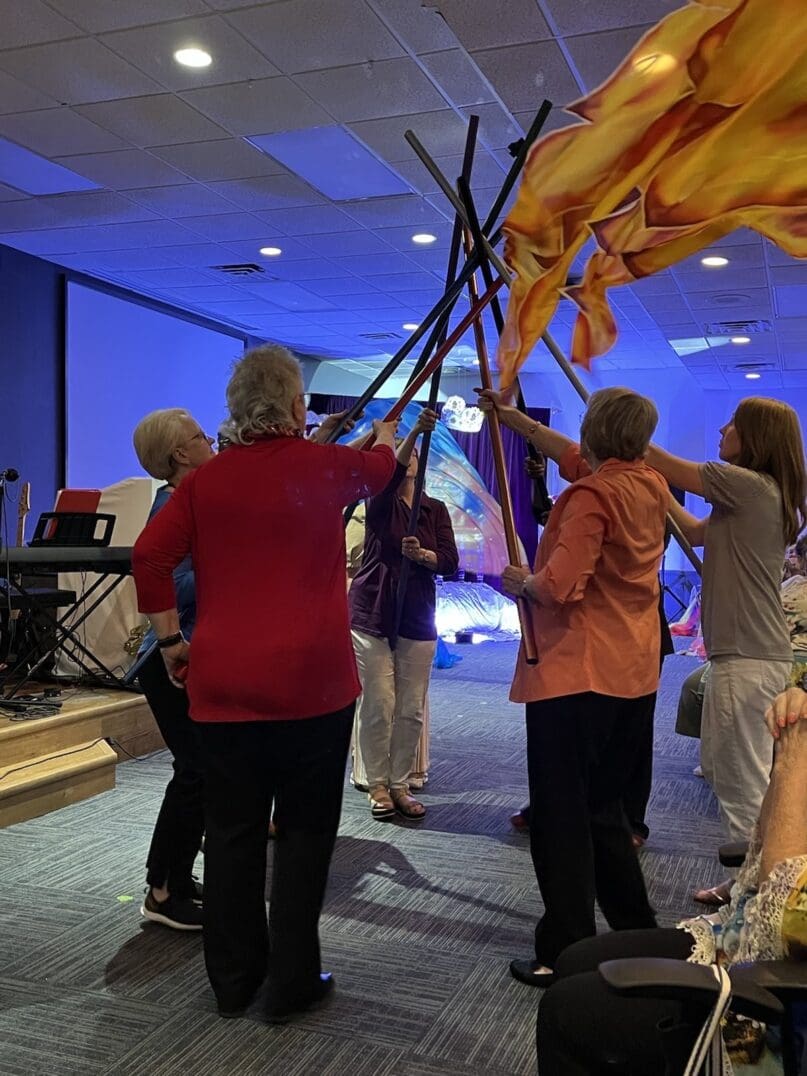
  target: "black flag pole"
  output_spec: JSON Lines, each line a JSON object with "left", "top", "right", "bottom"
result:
{"left": 388, "top": 116, "right": 481, "bottom": 651}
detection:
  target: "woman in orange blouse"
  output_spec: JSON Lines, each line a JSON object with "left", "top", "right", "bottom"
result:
{"left": 478, "top": 387, "right": 668, "bottom": 986}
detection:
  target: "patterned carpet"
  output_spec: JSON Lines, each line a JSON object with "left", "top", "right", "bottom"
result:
{"left": 0, "top": 642, "right": 722, "bottom": 1076}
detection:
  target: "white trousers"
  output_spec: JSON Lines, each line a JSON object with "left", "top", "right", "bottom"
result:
{"left": 700, "top": 655, "right": 790, "bottom": 842}
{"left": 352, "top": 629, "right": 436, "bottom": 790}
{"left": 353, "top": 695, "right": 430, "bottom": 786}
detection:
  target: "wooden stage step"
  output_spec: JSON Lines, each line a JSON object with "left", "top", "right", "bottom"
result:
{"left": 0, "top": 685, "right": 164, "bottom": 827}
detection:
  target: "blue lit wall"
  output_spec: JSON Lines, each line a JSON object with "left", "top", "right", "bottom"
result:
{"left": 66, "top": 282, "right": 245, "bottom": 489}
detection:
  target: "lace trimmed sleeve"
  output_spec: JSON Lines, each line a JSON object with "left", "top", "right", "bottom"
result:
{"left": 734, "top": 855, "right": 807, "bottom": 964}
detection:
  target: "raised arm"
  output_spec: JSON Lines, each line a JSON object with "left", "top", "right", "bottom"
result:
{"left": 759, "top": 718, "right": 807, "bottom": 881}
{"left": 667, "top": 494, "right": 709, "bottom": 548}
{"left": 396, "top": 408, "right": 438, "bottom": 466}
{"left": 476, "top": 389, "right": 575, "bottom": 464}
{"left": 645, "top": 444, "right": 705, "bottom": 496}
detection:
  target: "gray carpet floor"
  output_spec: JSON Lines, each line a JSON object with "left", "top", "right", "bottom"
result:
{"left": 0, "top": 642, "right": 723, "bottom": 1075}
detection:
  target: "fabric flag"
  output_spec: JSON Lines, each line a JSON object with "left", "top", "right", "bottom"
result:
{"left": 497, "top": 0, "right": 807, "bottom": 385}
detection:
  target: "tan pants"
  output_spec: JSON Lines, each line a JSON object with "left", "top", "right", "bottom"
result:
{"left": 351, "top": 630, "right": 435, "bottom": 790}
{"left": 700, "top": 655, "right": 790, "bottom": 842}
{"left": 353, "top": 696, "right": 430, "bottom": 786}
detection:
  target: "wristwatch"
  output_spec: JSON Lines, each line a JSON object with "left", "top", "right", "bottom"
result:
{"left": 157, "top": 632, "right": 183, "bottom": 649}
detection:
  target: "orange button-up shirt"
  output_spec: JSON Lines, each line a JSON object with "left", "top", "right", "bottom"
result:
{"left": 510, "top": 445, "right": 667, "bottom": 704}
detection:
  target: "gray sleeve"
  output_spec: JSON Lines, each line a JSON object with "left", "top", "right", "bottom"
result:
{"left": 700, "top": 461, "right": 769, "bottom": 509}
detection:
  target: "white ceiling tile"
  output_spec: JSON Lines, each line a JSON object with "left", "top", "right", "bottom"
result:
{"left": 121, "top": 267, "right": 220, "bottom": 289}
{"left": 164, "top": 283, "right": 255, "bottom": 301}
{"left": 0, "top": 218, "right": 199, "bottom": 253}
{"left": 420, "top": 49, "right": 498, "bottom": 107}
{"left": 775, "top": 285, "right": 807, "bottom": 320}
{"left": 205, "top": 299, "right": 288, "bottom": 316}
{"left": 179, "top": 78, "right": 330, "bottom": 136}
{"left": 208, "top": 175, "right": 325, "bottom": 211}
{"left": 100, "top": 16, "right": 279, "bottom": 91}
{"left": 0, "top": 108, "right": 128, "bottom": 156}
{"left": 154, "top": 243, "right": 240, "bottom": 268}
{"left": 677, "top": 268, "right": 767, "bottom": 294}
{"left": 0, "top": 191, "right": 155, "bottom": 231}
{"left": 565, "top": 25, "right": 655, "bottom": 92}
{"left": 545, "top": 0, "right": 680, "bottom": 36}
{"left": 256, "top": 204, "right": 360, "bottom": 235}
{"left": 295, "top": 59, "right": 446, "bottom": 123}
{"left": 512, "top": 107, "right": 582, "bottom": 140}
{"left": 335, "top": 251, "right": 420, "bottom": 276}
{"left": 771, "top": 265, "right": 807, "bottom": 287}
{"left": 460, "top": 102, "right": 526, "bottom": 153}
{"left": 76, "top": 95, "right": 228, "bottom": 148}
{"left": 249, "top": 257, "right": 343, "bottom": 281}
{"left": 371, "top": 0, "right": 458, "bottom": 52}
{"left": 349, "top": 110, "right": 472, "bottom": 162}
{"left": 180, "top": 212, "right": 273, "bottom": 242}
{"left": 396, "top": 149, "right": 506, "bottom": 198}
{"left": 372, "top": 271, "right": 441, "bottom": 293}
{"left": 46, "top": 0, "right": 209, "bottom": 32}
{"left": 88, "top": 248, "right": 187, "bottom": 271}
{"left": 340, "top": 194, "right": 448, "bottom": 229}
{"left": 225, "top": 0, "right": 404, "bottom": 73}
{"left": 149, "top": 139, "right": 287, "bottom": 182}
{"left": 205, "top": 0, "right": 284, "bottom": 9}
{"left": 0, "top": 183, "right": 28, "bottom": 201}
{"left": 302, "top": 231, "right": 395, "bottom": 258}
{"left": 0, "top": 0, "right": 81, "bottom": 47}
{"left": 674, "top": 243, "right": 765, "bottom": 274}
{"left": 0, "top": 70, "right": 59, "bottom": 115}
{"left": 766, "top": 242, "right": 803, "bottom": 268}
{"left": 471, "top": 41, "right": 580, "bottom": 113}
{"left": 220, "top": 239, "right": 319, "bottom": 264}
{"left": 435, "top": 0, "right": 551, "bottom": 50}
{"left": 54, "top": 149, "right": 190, "bottom": 189}
{"left": 240, "top": 280, "right": 337, "bottom": 312}
{"left": 0, "top": 39, "right": 162, "bottom": 105}
{"left": 629, "top": 274, "right": 679, "bottom": 296}
{"left": 686, "top": 288, "right": 771, "bottom": 313}
{"left": 373, "top": 221, "right": 455, "bottom": 252}
{"left": 300, "top": 277, "right": 371, "bottom": 297}
{"left": 124, "top": 184, "right": 239, "bottom": 217}
{"left": 344, "top": 291, "right": 408, "bottom": 311}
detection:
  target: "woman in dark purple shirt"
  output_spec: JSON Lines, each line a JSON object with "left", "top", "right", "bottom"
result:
{"left": 349, "top": 409, "right": 459, "bottom": 821}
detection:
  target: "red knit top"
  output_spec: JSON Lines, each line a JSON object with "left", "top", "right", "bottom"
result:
{"left": 133, "top": 437, "right": 395, "bottom": 722}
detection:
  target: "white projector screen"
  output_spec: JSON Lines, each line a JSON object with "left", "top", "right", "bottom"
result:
{"left": 66, "top": 282, "right": 244, "bottom": 488}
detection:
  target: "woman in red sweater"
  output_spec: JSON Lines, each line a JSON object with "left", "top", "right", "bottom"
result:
{"left": 133, "top": 344, "right": 396, "bottom": 1023}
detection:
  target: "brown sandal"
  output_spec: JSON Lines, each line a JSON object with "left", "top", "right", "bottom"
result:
{"left": 390, "top": 788, "right": 426, "bottom": 820}
{"left": 369, "top": 786, "right": 395, "bottom": 820}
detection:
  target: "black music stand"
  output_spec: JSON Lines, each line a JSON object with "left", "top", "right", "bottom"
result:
{"left": 1, "top": 512, "right": 134, "bottom": 697}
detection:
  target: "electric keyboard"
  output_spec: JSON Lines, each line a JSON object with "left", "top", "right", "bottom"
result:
{"left": 0, "top": 547, "right": 133, "bottom": 576}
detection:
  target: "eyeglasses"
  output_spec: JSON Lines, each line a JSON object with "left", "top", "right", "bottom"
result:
{"left": 179, "top": 430, "right": 211, "bottom": 447}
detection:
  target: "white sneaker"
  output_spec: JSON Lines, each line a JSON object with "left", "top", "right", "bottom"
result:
{"left": 693, "top": 765, "right": 704, "bottom": 777}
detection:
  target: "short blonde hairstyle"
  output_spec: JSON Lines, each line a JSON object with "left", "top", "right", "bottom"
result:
{"left": 580, "top": 387, "right": 658, "bottom": 462}
{"left": 226, "top": 344, "right": 303, "bottom": 445}
{"left": 133, "top": 408, "right": 192, "bottom": 481}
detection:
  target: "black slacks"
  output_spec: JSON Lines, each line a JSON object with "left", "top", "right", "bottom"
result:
{"left": 526, "top": 692, "right": 658, "bottom": 968}
{"left": 536, "top": 929, "right": 699, "bottom": 1075}
{"left": 138, "top": 650, "right": 205, "bottom": 900}
{"left": 195, "top": 704, "right": 354, "bottom": 1012}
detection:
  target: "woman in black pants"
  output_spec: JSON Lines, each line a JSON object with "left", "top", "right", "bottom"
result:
{"left": 537, "top": 692, "right": 807, "bottom": 1073}
{"left": 132, "top": 407, "right": 216, "bottom": 930}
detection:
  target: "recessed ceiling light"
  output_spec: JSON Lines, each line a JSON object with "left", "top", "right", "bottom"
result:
{"left": 412, "top": 233, "right": 437, "bottom": 245}
{"left": 745, "top": 371, "right": 761, "bottom": 380}
{"left": 174, "top": 47, "right": 212, "bottom": 68}
{"left": 259, "top": 246, "right": 282, "bottom": 256}
{"left": 730, "top": 335, "right": 751, "bottom": 344}
{"left": 402, "top": 322, "right": 419, "bottom": 331}
{"left": 701, "top": 255, "right": 729, "bottom": 267}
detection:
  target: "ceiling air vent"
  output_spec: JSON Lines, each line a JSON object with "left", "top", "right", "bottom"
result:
{"left": 359, "top": 331, "right": 402, "bottom": 341}
{"left": 211, "top": 263, "right": 265, "bottom": 277}
{"left": 732, "top": 361, "right": 776, "bottom": 372}
{"left": 704, "top": 319, "right": 773, "bottom": 335}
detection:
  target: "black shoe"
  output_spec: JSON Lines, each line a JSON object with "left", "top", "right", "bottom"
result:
{"left": 192, "top": 878, "right": 203, "bottom": 902}
{"left": 266, "top": 972, "right": 334, "bottom": 1024}
{"left": 140, "top": 889, "right": 203, "bottom": 931}
{"left": 509, "top": 958, "right": 554, "bottom": 987}
{"left": 216, "top": 971, "right": 267, "bottom": 1019}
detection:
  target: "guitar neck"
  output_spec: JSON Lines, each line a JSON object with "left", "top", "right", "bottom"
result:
{"left": 16, "top": 482, "right": 30, "bottom": 547}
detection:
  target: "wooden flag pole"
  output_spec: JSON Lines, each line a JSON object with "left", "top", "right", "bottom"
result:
{"left": 461, "top": 225, "right": 538, "bottom": 665}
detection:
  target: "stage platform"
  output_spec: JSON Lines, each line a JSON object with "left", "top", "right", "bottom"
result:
{"left": 0, "top": 685, "right": 163, "bottom": 828}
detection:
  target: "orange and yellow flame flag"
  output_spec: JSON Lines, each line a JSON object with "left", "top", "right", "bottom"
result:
{"left": 497, "top": 0, "right": 807, "bottom": 387}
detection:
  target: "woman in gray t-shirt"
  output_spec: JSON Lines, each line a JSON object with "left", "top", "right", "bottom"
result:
{"left": 647, "top": 397, "right": 806, "bottom": 905}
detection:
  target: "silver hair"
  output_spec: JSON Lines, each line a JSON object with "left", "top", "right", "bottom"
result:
{"left": 225, "top": 344, "right": 303, "bottom": 445}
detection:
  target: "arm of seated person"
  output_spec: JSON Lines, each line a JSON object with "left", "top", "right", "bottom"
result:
{"left": 759, "top": 718, "right": 807, "bottom": 881}
{"left": 667, "top": 494, "right": 708, "bottom": 547}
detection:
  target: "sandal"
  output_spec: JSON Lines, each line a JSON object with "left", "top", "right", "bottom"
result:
{"left": 369, "top": 786, "right": 395, "bottom": 821}
{"left": 390, "top": 788, "right": 426, "bottom": 820}
{"left": 693, "top": 881, "right": 732, "bottom": 907}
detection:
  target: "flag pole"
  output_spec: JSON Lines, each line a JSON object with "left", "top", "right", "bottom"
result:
{"left": 389, "top": 116, "right": 480, "bottom": 651}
